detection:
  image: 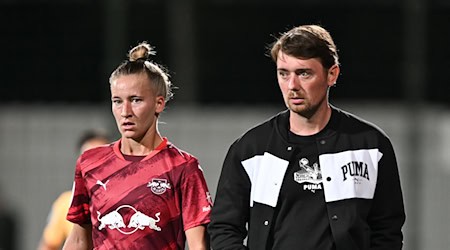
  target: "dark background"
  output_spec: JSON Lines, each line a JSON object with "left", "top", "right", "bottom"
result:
{"left": 1, "top": 0, "right": 448, "bottom": 106}
{"left": 0, "top": 2, "right": 448, "bottom": 249}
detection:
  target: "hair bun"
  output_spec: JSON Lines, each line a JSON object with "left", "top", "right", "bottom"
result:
{"left": 128, "top": 41, "right": 156, "bottom": 62}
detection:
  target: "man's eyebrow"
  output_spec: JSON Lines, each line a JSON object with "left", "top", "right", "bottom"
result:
{"left": 295, "top": 68, "right": 311, "bottom": 73}
{"left": 276, "top": 68, "right": 311, "bottom": 72}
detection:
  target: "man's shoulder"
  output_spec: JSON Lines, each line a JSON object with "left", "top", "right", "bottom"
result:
{"left": 332, "top": 106, "right": 390, "bottom": 139}
{"left": 229, "top": 110, "right": 288, "bottom": 152}
{"left": 241, "top": 110, "right": 287, "bottom": 138}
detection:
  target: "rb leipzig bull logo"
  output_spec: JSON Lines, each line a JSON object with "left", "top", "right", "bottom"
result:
{"left": 97, "top": 205, "right": 161, "bottom": 235}
{"left": 147, "top": 178, "right": 171, "bottom": 195}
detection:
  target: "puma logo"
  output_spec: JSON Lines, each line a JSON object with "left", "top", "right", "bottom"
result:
{"left": 96, "top": 180, "right": 110, "bottom": 190}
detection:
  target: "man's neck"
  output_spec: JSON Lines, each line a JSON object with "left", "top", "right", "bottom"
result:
{"left": 289, "top": 105, "right": 332, "bottom": 136}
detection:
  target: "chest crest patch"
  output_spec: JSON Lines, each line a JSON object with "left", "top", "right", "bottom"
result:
{"left": 147, "top": 178, "right": 171, "bottom": 195}
{"left": 294, "top": 158, "right": 323, "bottom": 193}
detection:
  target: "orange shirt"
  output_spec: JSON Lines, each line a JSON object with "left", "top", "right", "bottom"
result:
{"left": 42, "top": 191, "right": 73, "bottom": 247}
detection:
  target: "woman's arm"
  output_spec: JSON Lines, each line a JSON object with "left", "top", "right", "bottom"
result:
{"left": 186, "top": 225, "right": 210, "bottom": 250}
{"left": 62, "top": 224, "right": 92, "bottom": 250}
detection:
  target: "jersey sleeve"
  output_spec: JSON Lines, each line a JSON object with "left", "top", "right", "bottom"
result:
{"left": 181, "top": 158, "right": 212, "bottom": 231}
{"left": 66, "top": 156, "right": 92, "bottom": 225}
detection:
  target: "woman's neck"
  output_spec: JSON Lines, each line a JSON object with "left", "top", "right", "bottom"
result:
{"left": 120, "top": 130, "right": 163, "bottom": 156}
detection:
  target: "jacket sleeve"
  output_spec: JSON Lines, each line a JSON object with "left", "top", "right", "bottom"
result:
{"left": 368, "top": 137, "right": 406, "bottom": 249}
{"left": 208, "top": 142, "right": 250, "bottom": 250}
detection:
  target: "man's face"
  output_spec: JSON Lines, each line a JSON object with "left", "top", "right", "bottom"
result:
{"left": 276, "top": 51, "right": 338, "bottom": 118}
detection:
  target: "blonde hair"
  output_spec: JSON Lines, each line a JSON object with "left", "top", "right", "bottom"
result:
{"left": 110, "top": 42, "right": 173, "bottom": 102}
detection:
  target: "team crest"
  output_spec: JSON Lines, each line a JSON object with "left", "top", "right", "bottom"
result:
{"left": 147, "top": 178, "right": 171, "bottom": 194}
{"left": 294, "top": 158, "right": 323, "bottom": 193}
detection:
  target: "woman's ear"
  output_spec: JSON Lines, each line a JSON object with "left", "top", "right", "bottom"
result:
{"left": 155, "top": 96, "right": 165, "bottom": 114}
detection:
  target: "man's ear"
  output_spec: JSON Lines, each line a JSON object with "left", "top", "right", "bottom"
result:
{"left": 327, "top": 64, "right": 340, "bottom": 86}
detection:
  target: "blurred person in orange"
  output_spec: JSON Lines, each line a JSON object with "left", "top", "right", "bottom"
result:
{"left": 38, "top": 131, "right": 110, "bottom": 250}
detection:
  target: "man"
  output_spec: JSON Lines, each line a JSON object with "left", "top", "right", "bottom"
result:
{"left": 208, "top": 24, "right": 405, "bottom": 250}
{"left": 38, "top": 131, "right": 109, "bottom": 250}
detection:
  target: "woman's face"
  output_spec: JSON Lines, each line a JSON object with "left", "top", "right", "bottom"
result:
{"left": 110, "top": 73, "right": 164, "bottom": 141}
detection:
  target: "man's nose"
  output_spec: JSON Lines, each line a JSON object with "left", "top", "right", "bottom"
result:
{"left": 287, "top": 74, "right": 300, "bottom": 90}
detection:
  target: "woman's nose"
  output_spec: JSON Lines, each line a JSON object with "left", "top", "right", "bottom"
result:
{"left": 121, "top": 101, "right": 132, "bottom": 117}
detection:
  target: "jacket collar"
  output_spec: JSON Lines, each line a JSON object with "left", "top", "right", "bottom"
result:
{"left": 274, "top": 105, "right": 341, "bottom": 144}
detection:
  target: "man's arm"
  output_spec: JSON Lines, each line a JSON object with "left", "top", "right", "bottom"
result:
{"left": 208, "top": 143, "right": 250, "bottom": 250}
{"left": 62, "top": 224, "right": 92, "bottom": 250}
{"left": 369, "top": 138, "right": 406, "bottom": 249}
{"left": 186, "top": 225, "right": 210, "bottom": 250}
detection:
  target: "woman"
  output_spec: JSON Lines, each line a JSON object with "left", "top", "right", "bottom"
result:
{"left": 64, "top": 42, "right": 211, "bottom": 250}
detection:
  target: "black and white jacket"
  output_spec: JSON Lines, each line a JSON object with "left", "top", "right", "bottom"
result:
{"left": 208, "top": 106, "right": 405, "bottom": 250}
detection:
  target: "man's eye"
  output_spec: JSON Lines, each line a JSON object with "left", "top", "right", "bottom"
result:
{"left": 278, "top": 71, "right": 289, "bottom": 78}
{"left": 112, "top": 99, "right": 121, "bottom": 104}
{"left": 297, "top": 71, "right": 311, "bottom": 78}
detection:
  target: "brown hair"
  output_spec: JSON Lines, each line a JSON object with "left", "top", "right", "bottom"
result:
{"left": 270, "top": 25, "right": 339, "bottom": 69}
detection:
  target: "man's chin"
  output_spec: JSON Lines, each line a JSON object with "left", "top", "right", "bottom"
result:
{"left": 289, "top": 104, "right": 307, "bottom": 113}
{"left": 289, "top": 106, "right": 316, "bottom": 119}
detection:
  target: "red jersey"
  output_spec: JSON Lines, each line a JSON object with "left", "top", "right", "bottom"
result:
{"left": 67, "top": 138, "right": 212, "bottom": 250}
